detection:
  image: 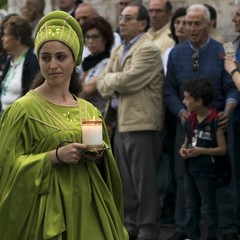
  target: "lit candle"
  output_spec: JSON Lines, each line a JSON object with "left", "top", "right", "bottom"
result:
{"left": 82, "top": 119, "right": 103, "bottom": 146}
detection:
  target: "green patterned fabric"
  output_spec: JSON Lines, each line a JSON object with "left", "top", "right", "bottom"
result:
{"left": 0, "top": 90, "right": 128, "bottom": 240}
{"left": 34, "top": 11, "right": 84, "bottom": 65}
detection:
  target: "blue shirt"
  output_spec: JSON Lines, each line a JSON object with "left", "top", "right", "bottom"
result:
{"left": 164, "top": 38, "right": 240, "bottom": 118}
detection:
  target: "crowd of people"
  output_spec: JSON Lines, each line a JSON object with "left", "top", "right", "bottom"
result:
{"left": 0, "top": 0, "right": 240, "bottom": 240}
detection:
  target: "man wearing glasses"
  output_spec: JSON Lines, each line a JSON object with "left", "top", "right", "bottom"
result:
{"left": 164, "top": 4, "right": 239, "bottom": 240}
{"left": 116, "top": 0, "right": 135, "bottom": 37}
{"left": 147, "top": 0, "right": 174, "bottom": 59}
{"left": 96, "top": 3, "right": 164, "bottom": 240}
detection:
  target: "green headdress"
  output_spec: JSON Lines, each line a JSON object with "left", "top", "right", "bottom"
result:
{"left": 34, "top": 10, "right": 83, "bottom": 65}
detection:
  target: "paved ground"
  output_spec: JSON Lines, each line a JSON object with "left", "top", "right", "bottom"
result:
{"left": 158, "top": 224, "right": 240, "bottom": 240}
{"left": 158, "top": 224, "right": 176, "bottom": 240}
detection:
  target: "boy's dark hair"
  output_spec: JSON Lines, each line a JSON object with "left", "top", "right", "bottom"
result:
{"left": 183, "top": 77, "right": 214, "bottom": 106}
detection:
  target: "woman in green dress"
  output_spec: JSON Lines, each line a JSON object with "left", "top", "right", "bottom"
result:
{"left": 0, "top": 10, "right": 128, "bottom": 240}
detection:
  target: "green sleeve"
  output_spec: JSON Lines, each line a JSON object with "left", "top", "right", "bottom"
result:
{"left": 0, "top": 102, "right": 52, "bottom": 237}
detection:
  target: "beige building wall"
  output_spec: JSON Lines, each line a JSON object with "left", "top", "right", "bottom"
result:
{"left": 87, "top": 0, "right": 237, "bottom": 42}
{"left": 5, "top": 0, "right": 238, "bottom": 42}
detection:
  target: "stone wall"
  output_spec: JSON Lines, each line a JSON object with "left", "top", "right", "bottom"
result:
{"left": 90, "top": 0, "right": 237, "bottom": 42}
{"left": 84, "top": 0, "right": 237, "bottom": 42}
{"left": 5, "top": 0, "right": 237, "bottom": 42}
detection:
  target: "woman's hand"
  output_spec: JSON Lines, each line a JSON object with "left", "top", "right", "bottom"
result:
{"left": 83, "top": 150, "right": 105, "bottom": 162}
{"left": 51, "top": 143, "right": 87, "bottom": 165}
{"left": 79, "top": 77, "right": 97, "bottom": 100}
{"left": 224, "top": 56, "right": 237, "bottom": 75}
{"left": 51, "top": 143, "right": 109, "bottom": 165}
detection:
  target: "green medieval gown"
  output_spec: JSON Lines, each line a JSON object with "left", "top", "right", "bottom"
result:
{"left": 0, "top": 90, "right": 128, "bottom": 240}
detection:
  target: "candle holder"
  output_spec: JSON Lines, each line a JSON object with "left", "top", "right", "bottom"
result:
{"left": 82, "top": 119, "right": 104, "bottom": 151}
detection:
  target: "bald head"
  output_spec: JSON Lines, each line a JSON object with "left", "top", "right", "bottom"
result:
{"left": 119, "top": 0, "right": 135, "bottom": 13}
{"left": 74, "top": 3, "right": 99, "bottom": 26}
{"left": 20, "top": 0, "right": 45, "bottom": 21}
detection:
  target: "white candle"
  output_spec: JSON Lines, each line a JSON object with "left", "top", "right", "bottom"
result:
{"left": 82, "top": 119, "right": 102, "bottom": 145}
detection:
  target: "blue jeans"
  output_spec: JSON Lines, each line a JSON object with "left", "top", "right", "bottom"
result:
{"left": 184, "top": 173, "right": 218, "bottom": 240}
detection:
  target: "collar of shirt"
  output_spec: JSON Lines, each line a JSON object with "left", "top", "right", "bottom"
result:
{"left": 67, "top": 8, "right": 75, "bottom": 15}
{"left": 233, "top": 35, "right": 240, "bottom": 52}
{"left": 147, "top": 23, "right": 171, "bottom": 40}
{"left": 121, "top": 32, "right": 144, "bottom": 66}
{"left": 189, "top": 37, "right": 210, "bottom": 52}
{"left": 10, "top": 48, "right": 29, "bottom": 68}
{"left": 122, "top": 32, "right": 144, "bottom": 50}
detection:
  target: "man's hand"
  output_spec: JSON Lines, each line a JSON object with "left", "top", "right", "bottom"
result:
{"left": 180, "top": 110, "right": 190, "bottom": 125}
{"left": 217, "top": 111, "right": 229, "bottom": 131}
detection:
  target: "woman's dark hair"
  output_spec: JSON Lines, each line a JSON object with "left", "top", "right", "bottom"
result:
{"left": 203, "top": 3, "right": 217, "bottom": 28}
{"left": 170, "top": 7, "right": 187, "bottom": 44}
{"left": 2, "top": 15, "right": 33, "bottom": 49}
{"left": 0, "top": 13, "right": 19, "bottom": 37}
{"left": 183, "top": 77, "right": 214, "bottom": 106}
{"left": 30, "top": 68, "right": 82, "bottom": 95}
{"left": 81, "top": 16, "right": 114, "bottom": 51}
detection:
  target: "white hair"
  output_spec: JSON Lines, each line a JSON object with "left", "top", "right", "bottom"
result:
{"left": 187, "top": 4, "right": 211, "bottom": 22}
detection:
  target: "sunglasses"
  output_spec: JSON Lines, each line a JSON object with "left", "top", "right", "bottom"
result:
{"left": 192, "top": 51, "right": 200, "bottom": 73}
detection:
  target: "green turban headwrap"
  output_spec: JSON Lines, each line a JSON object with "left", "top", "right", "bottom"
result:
{"left": 34, "top": 10, "right": 83, "bottom": 65}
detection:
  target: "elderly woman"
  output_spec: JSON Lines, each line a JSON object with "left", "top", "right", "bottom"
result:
{"left": 79, "top": 16, "right": 114, "bottom": 115}
{"left": 0, "top": 11, "right": 128, "bottom": 240}
{"left": 0, "top": 15, "right": 39, "bottom": 113}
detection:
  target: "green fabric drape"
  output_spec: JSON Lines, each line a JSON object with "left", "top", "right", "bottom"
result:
{"left": 0, "top": 91, "right": 128, "bottom": 240}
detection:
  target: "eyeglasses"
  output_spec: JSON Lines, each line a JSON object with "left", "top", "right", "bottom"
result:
{"left": 119, "top": 15, "right": 136, "bottom": 22}
{"left": 192, "top": 51, "right": 200, "bottom": 73}
{"left": 84, "top": 34, "right": 101, "bottom": 41}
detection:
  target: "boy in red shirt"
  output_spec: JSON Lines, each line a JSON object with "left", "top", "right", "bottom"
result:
{"left": 180, "top": 77, "right": 230, "bottom": 240}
